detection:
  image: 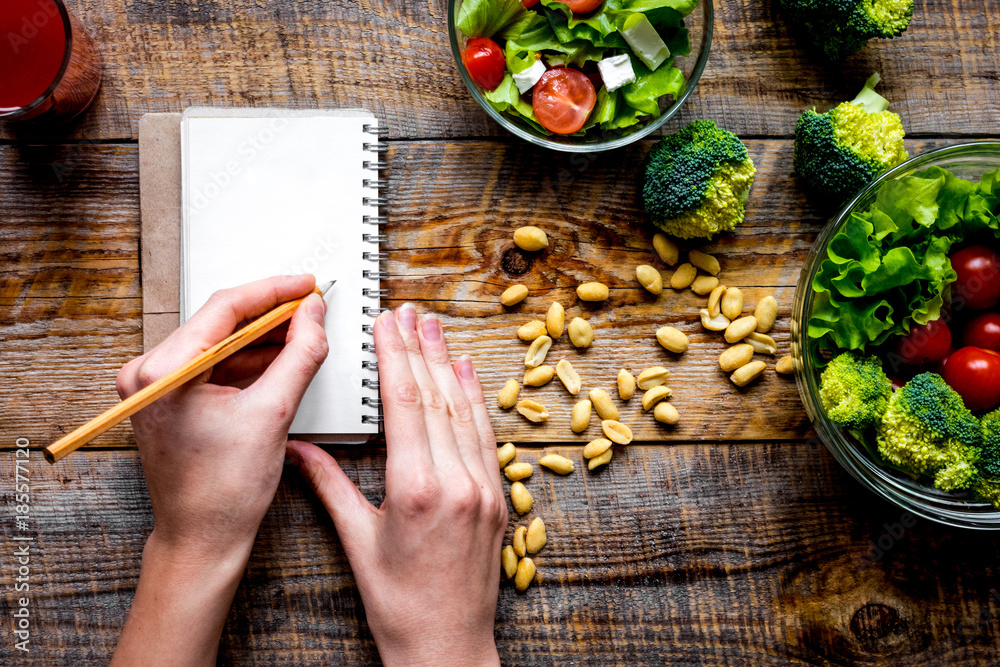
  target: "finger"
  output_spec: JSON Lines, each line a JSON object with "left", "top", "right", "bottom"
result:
{"left": 209, "top": 345, "right": 283, "bottom": 388}
{"left": 286, "top": 440, "right": 375, "bottom": 542}
{"left": 415, "top": 314, "right": 489, "bottom": 482}
{"left": 395, "top": 304, "right": 467, "bottom": 475}
{"left": 373, "top": 309, "right": 433, "bottom": 483}
{"left": 133, "top": 275, "right": 316, "bottom": 388}
{"left": 245, "top": 293, "right": 329, "bottom": 421}
{"left": 452, "top": 355, "right": 503, "bottom": 494}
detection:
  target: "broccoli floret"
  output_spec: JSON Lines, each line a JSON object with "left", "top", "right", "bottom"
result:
{"left": 876, "top": 373, "right": 982, "bottom": 492}
{"left": 778, "top": 0, "right": 914, "bottom": 62}
{"left": 819, "top": 352, "right": 893, "bottom": 430}
{"left": 642, "top": 120, "right": 756, "bottom": 240}
{"left": 971, "top": 410, "right": 1000, "bottom": 507}
{"left": 794, "top": 74, "right": 909, "bottom": 204}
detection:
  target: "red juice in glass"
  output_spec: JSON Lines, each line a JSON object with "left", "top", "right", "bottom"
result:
{"left": 0, "top": 0, "right": 102, "bottom": 124}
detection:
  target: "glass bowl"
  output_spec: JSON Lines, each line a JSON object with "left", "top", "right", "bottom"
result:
{"left": 447, "top": 0, "right": 713, "bottom": 152}
{"left": 792, "top": 141, "right": 1000, "bottom": 530}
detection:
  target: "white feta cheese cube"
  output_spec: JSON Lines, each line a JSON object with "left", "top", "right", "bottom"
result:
{"left": 620, "top": 13, "right": 671, "bottom": 71}
{"left": 597, "top": 54, "right": 636, "bottom": 92}
{"left": 513, "top": 60, "right": 547, "bottom": 94}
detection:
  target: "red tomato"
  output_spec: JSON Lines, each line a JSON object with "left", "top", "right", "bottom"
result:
{"left": 532, "top": 68, "right": 596, "bottom": 135}
{"left": 553, "top": 0, "right": 604, "bottom": 12}
{"left": 896, "top": 319, "right": 952, "bottom": 365}
{"left": 462, "top": 37, "right": 506, "bottom": 91}
{"left": 964, "top": 312, "right": 1000, "bottom": 352}
{"left": 521, "top": 0, "right": 539, "bottom": 6}
{"left": 941, "top": 346, "right": 1000, "bottom": 412}
{"left": 951, "top": 245, "right": 1000, "bottom": 311}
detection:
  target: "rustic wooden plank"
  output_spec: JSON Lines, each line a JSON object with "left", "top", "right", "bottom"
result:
{"left": 3, "top": 444, "right": 1000, "bottom": 665}
{"left": 1, "top": 0, "right": 997, "bottom": 141}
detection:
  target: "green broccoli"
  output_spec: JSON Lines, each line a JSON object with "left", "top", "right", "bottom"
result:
{"left": 876, "top": 373, "right": 982, "bottom": 492}
{"left": 778, "top": 0, "right": 914, "bottom": 62}
{"left": 794, "top": 74, "right": 908, "bottom": 204}
{"left": 818, "top": 352, "right": 893, "bottom": 430}
{"left": 642, "top": 120, "right": 756, "bottom": 240}
{"left": 971, "top": 410, "right": 1000, "bottom": 507}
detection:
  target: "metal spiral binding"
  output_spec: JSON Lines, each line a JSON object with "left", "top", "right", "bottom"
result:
{"left": 361, "top": 124, "right": 388, "bottom": 428}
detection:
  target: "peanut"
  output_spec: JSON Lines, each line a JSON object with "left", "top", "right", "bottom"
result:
{"left": 577, "top": 282, "right": 610, "bottom": 302}
{"left": 517, "top": 320, "right": 547, "bottom": 341}
{"left": 583, "top": 438, "right": 612, "bottom": 459}
{"left": 707, "top": 284, "right": 726, "bottom": 318}
{"left": 524, "top": 335, "right": 552, "bottom": 368}
{"left": 776, "top": 355, "right": 795, "bottom": 375}
{"left": 656, "top": 326, "right": 689, "bottom": 353}
{"left": 700, "top": 308, "right": 730, "bottom": 331}
{"left": 719, "top": 344, "right": 754, "bottom": 372}
{"left": 526, "top": 517, "right": 547, "bottom": 554}
{"left": 516, "top": 399, "right": 549, "bottom": 423}
{"left": 523, "top": 365, "right": 555, "bottom": 387}
{"left": 546, "top": 302, "right": 565, "bottom": 338}
{"left": 497, "top": 442, "right": 517, "bottom": 468}
{"left": 754, "top": 296, "right": 778, "bottom": 333}
{"left": 602, "top": 419, "right": 633, "bottom": 445}
{"left": 669, "top": 263, "right": 697, "bottom": 289}
{"left": 688, "top": 249, "right": 721, "bottom": 276}
{"left": 504, "top": 462, "right": 533, "bottom": 482}
{"left": 589, "top": 388, "right": 619, "bottom": 421}
{"left": 653, "top": 402, "right": 680, "bottom": 425}
{"left": 721, "top": 287, "right": 743, "bottom": 320}
{"left": 636, "top": 265, "right": 663, "bottom": 295}
{"left": 515, "top": 556, "right": 536, "bottom": 592}
{"left": 725, "top": 316, "right": 758, "bottom": 344}
{"left": 568, "top": 317, "right": 594, "bottom": 348}
{"left": 501, "top": 284, "right": 528, "bottom": 306}
{"left": 513, "top": 226, "right": 549, "bottom": 252}
{"left": 512, "top": 526, "right": 527, "bottom": 557}
{"left": 539, "top": 454, "right": 574, "bottom": 475}
{"left": 587, "top": 448, "right": 613, "bottom": 471}
{"left": 641, "top": 385, "right": 672, "bottom": 411}
{"left": 510, "top": 482, "right": 533, "bottom": 515}
{"left": 637, "top": 366, "right": 670, "bottom": 390}
{"left": 745, "top": 331, "right": 777, "bottom": 355}
{"left": 617, "top": 369, "right": 636, "bottom": 400}
{"left": 502, "top": 545, "right": 518, "bottom": 579}
{"left": 555, "top": 359, "right": 581, "bottom": 395}
{"left": 691, "top": 275, "right": 719, "bottom": 296}
{"left": 571, "top": 399, "right": 592, "bottom": 433}
{"left": 730, "top": 360, "right": 767, "bottom": 387}
{"left": 652, "top": 233, "right": 679, "bottom": 266}
{"left": 497, "top": 380, "right": 520, "bottom": 409}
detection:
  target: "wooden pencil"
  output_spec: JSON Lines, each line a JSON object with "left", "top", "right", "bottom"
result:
{"left": 43, "top": 281, "right": 335, "bottom": 464}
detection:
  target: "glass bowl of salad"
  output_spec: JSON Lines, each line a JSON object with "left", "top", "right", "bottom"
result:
{"left": 448, "top": 0, "right": 713, "bottom": 151}
{"left": 792, "top": 141, "right": 1000, "bottom": 530}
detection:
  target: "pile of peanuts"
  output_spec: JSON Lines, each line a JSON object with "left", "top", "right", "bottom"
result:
{"left": 492, "top": 225, "right": 794, "bottom": 592}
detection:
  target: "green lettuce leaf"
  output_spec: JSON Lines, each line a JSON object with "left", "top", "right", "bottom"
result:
{"left": 482, "top": 74, "right": 547, "bottom": 133}
{"left": 457, "top": 0, "right": 527, "bottom": 39}
{"left": 619, "top": 56, "right": 684, "bottom": 115}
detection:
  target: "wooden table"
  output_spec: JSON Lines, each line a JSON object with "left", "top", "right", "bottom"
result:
{"left": 3, "top": 0, "right": 1000, "bottom": 664}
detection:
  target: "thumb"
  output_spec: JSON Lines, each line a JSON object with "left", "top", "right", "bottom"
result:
{"left": 247, "top": 293, "right": 329, "bottom": 419}
{"left": 286, "top": 440, "right": 375, "bottom": 541}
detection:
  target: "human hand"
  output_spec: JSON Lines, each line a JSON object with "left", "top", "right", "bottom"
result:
{"left": 288, "top": 303, "right": 506, "bottom": 667}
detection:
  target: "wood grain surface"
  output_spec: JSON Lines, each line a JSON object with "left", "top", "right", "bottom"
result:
{"left": 4, "top": 445, "right": 1000, "bottom": 666}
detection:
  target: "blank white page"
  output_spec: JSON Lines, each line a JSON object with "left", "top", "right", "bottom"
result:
{"left": 181, "top": 111, "right": 379, "bottom": 438}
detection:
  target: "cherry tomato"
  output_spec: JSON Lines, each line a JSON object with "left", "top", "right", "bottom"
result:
{"left": 951, "top": 245, "right": 1000, "bottom": 311}
{"left": 964, "top": 312, "right": 1000, "bottom": 352}
{"left": 553, "top": 0, "right": 604, "bottom": 12}
{"left": 521, "top": 0, "right": 539, "bottom": 7}
{"left": 940, "top": 346, "right": 1000, "bottom": 412}
{"left": 896, "top": 319, "right": 952, "bottom": 365}
{"left": 462, "top": 37, "right": 506, "bottom": 91}
{"left": 532, "top": 68, "right": 596, "bottom": 135}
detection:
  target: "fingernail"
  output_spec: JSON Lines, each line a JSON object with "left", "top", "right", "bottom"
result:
{"left": 421, "top": 315, "right": 442, "bottom": 342}
{"left": 398, "top": 303, "right": 417, "bottom": 330}
{"left": 379, "top": 310, "right": 397, "bottom": 331}
{"left": 284, "top": 448, "right": 301, "bottom": 467}
{"left": 457, "top": 355, "right": 475, "bottom": 381}
{"left": 305, "top": 294, "right": 326, "bottom": 325}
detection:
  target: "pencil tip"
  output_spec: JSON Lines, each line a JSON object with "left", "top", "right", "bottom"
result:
{"left": 319, "top": 280, "right": 336, "bottom": 295}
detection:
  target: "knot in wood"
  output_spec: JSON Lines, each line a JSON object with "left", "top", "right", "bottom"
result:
{"left": 501, "top": 247, "right": 534, "bottom": 276}
{"left": 850, "top": 603, "right": 901, "bottom": 642}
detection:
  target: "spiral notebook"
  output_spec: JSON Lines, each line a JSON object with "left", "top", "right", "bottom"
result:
{"left": 179, "top": 108, "right": 385, "bottom": 442}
